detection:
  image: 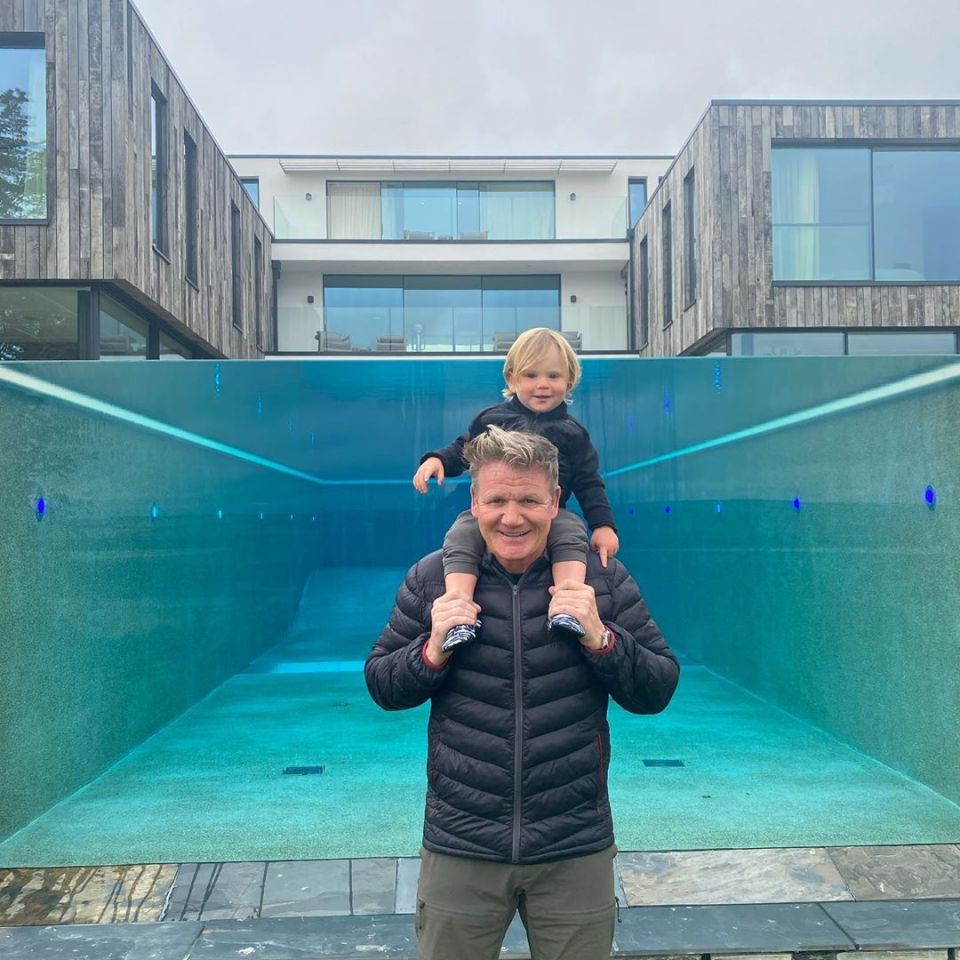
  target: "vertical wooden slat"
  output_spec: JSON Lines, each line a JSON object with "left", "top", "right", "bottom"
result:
{"left": 77, "top": 0, "right": 90, "bottom": 278}
{"left": 88, "top": 0, "right": 103, "bottom": 277}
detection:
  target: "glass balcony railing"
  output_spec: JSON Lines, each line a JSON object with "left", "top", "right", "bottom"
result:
{"left": 272, "top": 194, "right": 631, "bottom": 242}
{"left": 278, "top": 304, "right": 629, "bottom": 354}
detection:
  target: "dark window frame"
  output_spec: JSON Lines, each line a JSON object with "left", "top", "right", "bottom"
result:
{"left": 231, "top": 202, "right": 242, "bottom": 331}
{"left": 662, "top": 201, "right": 673, "bottom": 328}
{"left": 254, "top": 235, "right": 263, "bottom": 349}
{"left": 0, "top": 33, "right": 49, "bottom": 224}
{"left": 183, "top": 130, "right": 198, "bottom": 285}
{"left": 628, "top": 177, "right": 648, "bottom": 229}
{"left": 241, "top": 176, "right": 259, "bottom": 208}
{"left": 639, "top": 235, "right": 649, "bottom": 348}
{"left": 150, "top": 84, "right": 168, "bottom": 254}
{"left": 683, "top": 168, "right": 697, "bottom": 308}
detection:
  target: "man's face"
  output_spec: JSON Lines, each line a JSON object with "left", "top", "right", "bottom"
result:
{"left": 471, "top": 462, "right": 560, "bottom": 574}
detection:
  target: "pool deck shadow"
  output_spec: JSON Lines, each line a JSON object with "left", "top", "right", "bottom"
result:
{"left": 3, "top": 844, "right": 960, "bottom": 958}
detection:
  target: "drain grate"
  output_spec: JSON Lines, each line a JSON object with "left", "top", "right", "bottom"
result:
{"left": 642, "top": 759, "right": 685, "bottom": 767}
{"left": 283, "top": 765, "right": 325, "bottom": 775}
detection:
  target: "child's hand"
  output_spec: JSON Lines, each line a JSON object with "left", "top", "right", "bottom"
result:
{"left": 413, "top": 457, "right": 445, "bottom": 493}
{"left": 591, "top": 526, "right": 620, "bottom": 568}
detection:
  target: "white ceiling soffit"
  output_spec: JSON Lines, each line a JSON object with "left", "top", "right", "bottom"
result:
{"left": 279, "top": 158, "right": 619, "bottom": 174}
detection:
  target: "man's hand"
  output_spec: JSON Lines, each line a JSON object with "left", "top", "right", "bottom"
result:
{"left": 590, "top": 526, "right": 620, "bottom": 568}
{"left": 425, "top": 591, "right": 481, "bottom": 665}
{"left": 548, "top": 581, "right": 606, "bottom": 650}
{"left": 413, "top": 457, "right": 445, "bottom": 493}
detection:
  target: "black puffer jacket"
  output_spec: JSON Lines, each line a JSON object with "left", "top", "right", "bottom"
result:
{"left": 421, "top": 397, "right": 616, "bottom": 532}
{"left": 365, "top": 550, "right": 679, "bottom": 864}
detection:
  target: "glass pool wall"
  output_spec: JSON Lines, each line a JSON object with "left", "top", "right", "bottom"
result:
{"left": 0, "top": 355, "right": 957, "bottom": 847}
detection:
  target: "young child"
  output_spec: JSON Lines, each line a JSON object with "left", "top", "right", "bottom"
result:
{"left": 412, "top": 327, "right": 619, "bottom": 651}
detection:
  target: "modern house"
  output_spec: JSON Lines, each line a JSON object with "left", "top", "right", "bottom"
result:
{"left": 0, "top": 0, "right": 273, "bottom": 360}
{"left": 633, "top": 100, "right": 960, "bottom": 357}
{"left": 228, "top": 154, "right": 669, "bottom": 355}
{"left": 2, "top": 0, "right": 960, "bottom": 361}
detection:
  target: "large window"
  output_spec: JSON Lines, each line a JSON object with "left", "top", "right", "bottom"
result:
{"left": 322, "top": 275, "right": 560, "bottom": 352}
{"left": 683, "top": 168, "right": 697, "bottom": 307}
{"left": 150, "top": 86, "right": 167, "bottom": 252}
{"left": 772, "top": 146, "right": 960, "bottom": 282}
{"left": 662, "top": 202, "right": 673, "bottom": 327}
{"left": 0, "top": 35, "right": 46, "bottom": 220}
{"left": 326, "top": 181, "right": 555, "bottom": 240}
{"left": 628, "top": 178, "right": 647, "bottom": 227}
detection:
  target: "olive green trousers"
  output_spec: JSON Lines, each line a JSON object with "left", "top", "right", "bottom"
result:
{"left": 415, "top": 845, "right": 618, "bottom": 960}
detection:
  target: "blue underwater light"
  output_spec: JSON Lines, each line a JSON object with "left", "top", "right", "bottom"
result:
{"left": 925, "top": 485, "right": 936, "bottom": 510}
{"left": 36, "top": 496, "right": 46, "bottom": 520}
{"left": 217, "top": 509, "right": 224, "bottom": 520}
{"left": 793, "top": 497, "right": 802, "bottom": 512}
{"left": 257, "top": 395, "right": 263, "bottom": 416}
{"left": 214, "top": 363, "right": 222, "bottom": 395}
{"left": 715, "top": 502, "right": 722, "bottom": 514}
{"left": 150, "top": 503, "right": 160, "bottom": 520}
{"left": 713, "top": 361, "right": 722, "bottom": 392}
{"left": 627, "top": 506, "right": 635, "bottom": 516}
{"left": 664, "top": 504, "right": 672, "bottom": 514}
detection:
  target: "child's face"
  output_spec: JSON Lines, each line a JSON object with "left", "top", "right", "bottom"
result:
{"left": 508, "top": 344, "right": 570, "bottom": 414}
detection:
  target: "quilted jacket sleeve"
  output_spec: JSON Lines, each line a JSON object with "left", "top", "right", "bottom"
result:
{"left": 581, "top": 560, "right": 680, "bottom": 714}
{"left": 418, "top": 410, "right": 489, "bottom": 479}
{"left": 365, "top": 559, "right": 451, "bottom": 710}
{"left": 568, "top": 427, "right": 617, "bottom": 533}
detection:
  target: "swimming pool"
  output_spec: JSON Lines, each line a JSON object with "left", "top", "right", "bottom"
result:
{"left": 1, "top": 356, "right": 958, "bottom": 865}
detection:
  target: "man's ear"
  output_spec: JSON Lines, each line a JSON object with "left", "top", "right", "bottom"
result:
{"left": 550, "top": 485, "right": 560, "bottom": 518}
{"left": 470, "top": 487, "right": 480, "bottom": 518}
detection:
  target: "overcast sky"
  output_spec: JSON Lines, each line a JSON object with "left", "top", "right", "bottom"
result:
{"left": 133, "top": 0, "right": 960, "bottom": 157}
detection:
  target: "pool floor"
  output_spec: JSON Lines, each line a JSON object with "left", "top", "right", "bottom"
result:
{"left": 2, "top": 567, "right": 959, "bottom": 867}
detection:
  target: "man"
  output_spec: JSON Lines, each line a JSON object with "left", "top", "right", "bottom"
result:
{"left": 365, "top": 426, "right": 680, "bottom": 960}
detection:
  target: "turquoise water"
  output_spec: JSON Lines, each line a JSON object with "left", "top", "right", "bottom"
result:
{"left": 1, "top": 356, "right": 959, "bottom": 865}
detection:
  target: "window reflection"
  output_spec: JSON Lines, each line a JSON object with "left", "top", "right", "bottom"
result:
{"left": 321, "top": 275, "right": 560, "bottom": 352}
{"left": 0, "top": 287, "right": 79, "bottom": 359}
{"left": 0, "top": 40, "right": 47, "bottom": 219}
{"left": 100, "top": 294, "right": 148, "bottom": 359}
{"left": 326, "top": 181, "right": 555, "bottom": 240}
{"left": 873, "top": 150, "right": 960, "bottom": 281}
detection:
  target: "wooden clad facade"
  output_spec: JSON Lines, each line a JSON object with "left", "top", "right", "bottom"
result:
{"left": 0, "top": 0, "right": 273, "bottom": 357}
{"left": 633, "top": 101, "right": 960, "bottom": 356}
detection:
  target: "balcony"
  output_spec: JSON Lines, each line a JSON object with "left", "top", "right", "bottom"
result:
{"left": 276, "top": 303, "right": 629, "bottom": 354}
{"left": 273, "top": 194, "right": 628, "bottom": 242}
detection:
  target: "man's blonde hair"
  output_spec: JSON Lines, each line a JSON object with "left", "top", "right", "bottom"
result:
{"left": 502, "top": 328, "right": 581, "bottom": 401}
{"left": 464, "top": 425, "right": 559, "bottom": 492}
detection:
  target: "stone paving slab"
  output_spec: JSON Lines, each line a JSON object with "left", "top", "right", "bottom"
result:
{"left": 394, "top": 858, "right": 419, "bottom": 914}
{"left": 827, "top": 845, "right": 960, "bottom": 900}
{"left": 261, "top": 860, "right": 351, "bottom": 918}
{"left": 821, "top": 899, "right": 960, "bottom": 950}
{"left": 165, "top": 862, "right": 266, "bottom": 922}
{"left": 618, "top": 848, "right": 854, "bottom": 906}
{"left": 0, "top": 920, "right": 202, "bottom": 959}
{"left": 612, "top": 902, "right": 856, "bottom": 954}
{"left": 194, "top": 914, "right": 416, "bottom": 958}
{"left": 350, "top": 858, "right": 396, "bottom": 916}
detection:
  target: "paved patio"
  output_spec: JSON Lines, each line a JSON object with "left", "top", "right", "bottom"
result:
{"left": 2, "top": 844, "right": 960, "bottom": 958}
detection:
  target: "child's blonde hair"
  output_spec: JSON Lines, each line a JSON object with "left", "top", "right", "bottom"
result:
{"left": 501, "top": 328, "right": 581, "bottom": 401}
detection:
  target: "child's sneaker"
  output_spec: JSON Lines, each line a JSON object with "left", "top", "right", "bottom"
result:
{"left": 547, "top": 613, "right": 586, "bottom": 640}
{"left": 442, "top": 620, "right": 481, "bottom": 652}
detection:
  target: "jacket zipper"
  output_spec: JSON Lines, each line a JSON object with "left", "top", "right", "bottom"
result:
{"left": 511, "top": 581, "right": 523, "bottom": 863}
